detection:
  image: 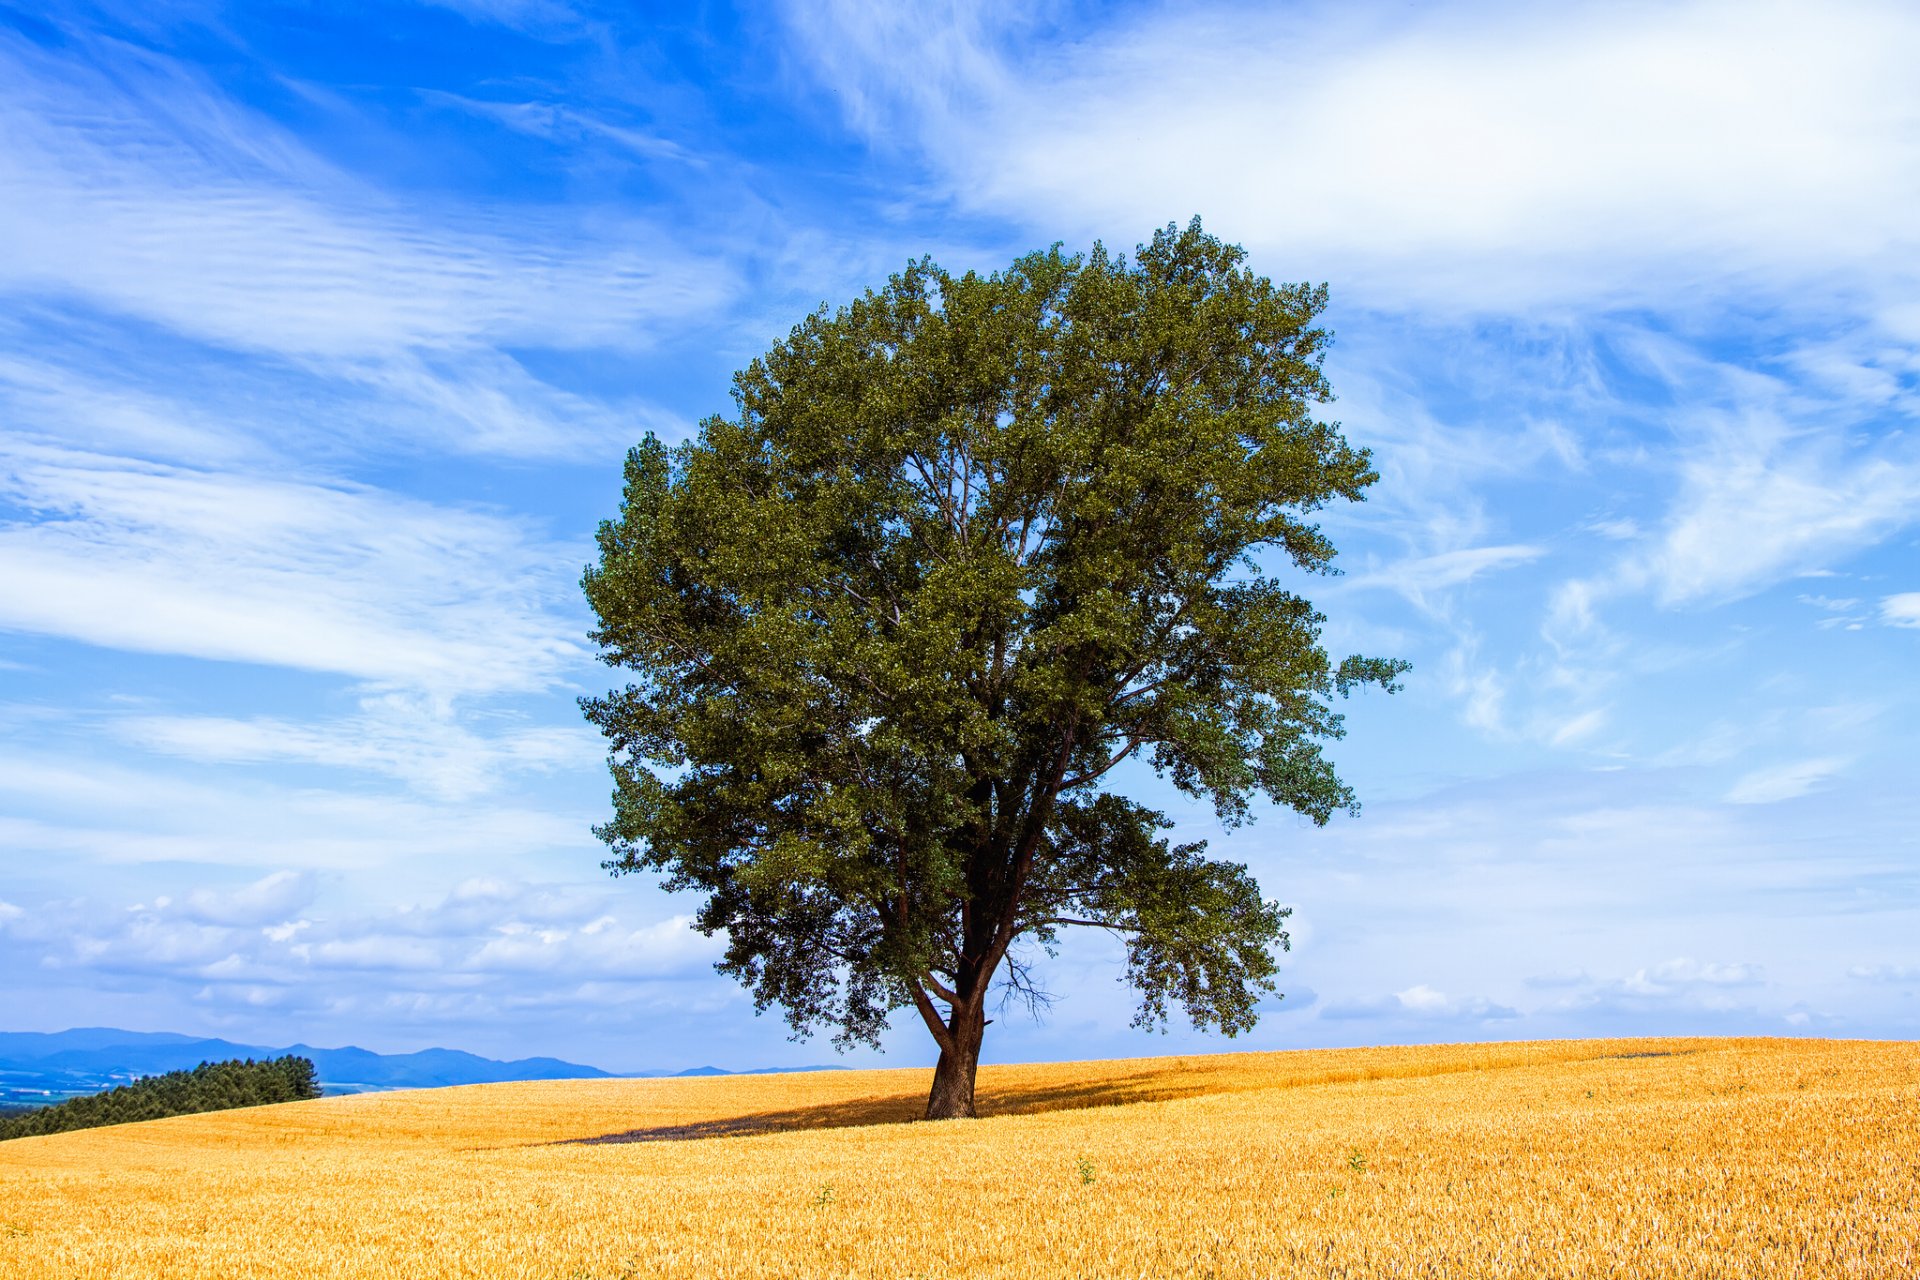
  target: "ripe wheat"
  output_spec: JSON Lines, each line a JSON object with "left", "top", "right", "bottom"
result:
{"left": 1, "top": 1036, "right": 1914, "bottom": 1278}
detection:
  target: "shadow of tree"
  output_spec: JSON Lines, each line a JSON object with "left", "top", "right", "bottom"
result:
{"left": 564, "top": 1070, "right": 1209, "bottom": 1145}
{"left": 557, "top": 1038, "right": 1717, "bottom": 1147}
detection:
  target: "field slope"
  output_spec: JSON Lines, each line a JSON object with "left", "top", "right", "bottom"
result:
{"left": 1, "top": 1037, "right": 1913, "bottom": 1278}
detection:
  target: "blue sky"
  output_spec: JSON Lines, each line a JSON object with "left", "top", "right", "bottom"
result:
{"left": 1, "top": 0, "right": 1916, "bottom": 1073}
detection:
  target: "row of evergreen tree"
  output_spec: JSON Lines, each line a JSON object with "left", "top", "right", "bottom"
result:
{"left": 0, "top": 1056, "right": 321, "bottom": 1141}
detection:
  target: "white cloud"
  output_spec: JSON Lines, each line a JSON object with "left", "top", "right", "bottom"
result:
{"left": 1881, "top": 593, "right": 1920, "bottom": 628}
{"left": 0, "top": 31, "right": 732, "bottom": 364}
{"left": 1540, "top": 332, "right": 1920, "bottom": 648}
{"left": 0, "top": 344, "right": 262, "bottom": 467}
{"left": 0, "top": 444, "right": 584, "bottom": 695}
{"left": 117, "top": 694, "right": 600, "bottom": 802}
{"left": 8, "top": 878, "right": 721, "bottom": 996}
{"left": 0, "top": 752, "right": 590, "bottom": 871}
{"left": 1642, "top": 412, "right": 1920, "bottom": 607}
{"left": 1586, "top": 518, "right": 1640, "bottom": 541}
{"left": 1354, "top": 544, "right": 1544, "bottom": 604}
{"left": 1394, "top": 983, "right": 1450, "bottom": 1013}
{"left": 790, "top": 0, "right": 1920, "bottom": 311}
{"left": 1523, "top": 956, "right": 1775, "bottom": 1023}
{"left": 1848, "top": 964, "right": 1920, "bottom": 983}
{"left": 1321, "top": 983, "right": 1519, "bottom": 1022}
{"left": 183, "top": 871, "right": 317, "bottom": 927}
{"left": 1626, "top": 958, "right": 1764, "bottom": 991}
{"left": 422, "top": 91, "right": 702, "bottom": 166}
{"left": 1548, "top": 708, "right": 1607, "bottom": 748}
{"left": 1724, "top": 757, "right": 1847, "bottom": 806}
{"left": 0, "top": 29, "right": 726, "bottom": 466}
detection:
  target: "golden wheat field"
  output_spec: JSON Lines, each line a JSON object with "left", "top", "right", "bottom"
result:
{"left": 0, "top": 1036, "right": 1915, "bottom": 1279}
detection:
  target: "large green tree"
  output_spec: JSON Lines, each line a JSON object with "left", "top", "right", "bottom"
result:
{"left": 582, "top": 220, "right": 1406, "bottom": 1120}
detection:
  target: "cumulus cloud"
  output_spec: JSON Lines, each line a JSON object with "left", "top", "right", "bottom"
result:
{"left": 1525, "top": 957, "right": 1772, "bottom": 1024}
{"left": 10, "top": 878, "right": 722, "bottom": 997}
{"left": 183, "top": 871, "right": 317, "bottom": 927}
{"left": 1622, "top": 958, "right": 1764, "bottom": 990}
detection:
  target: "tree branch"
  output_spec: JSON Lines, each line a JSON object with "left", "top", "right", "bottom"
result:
{"left": 1045, "top": 917, "right": 1143, "bottom": 934}
{"left": 1058, "top": 733, "right": 1147, "bottom": 791}
{"left": 981, "top": 723, "right": 1080, "bottom": 982}
{"left": 909, "top": 981, "right": 957, "bottom": 1056}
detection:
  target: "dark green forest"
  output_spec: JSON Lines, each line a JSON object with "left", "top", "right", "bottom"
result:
{"left": 0, "top": 1056, "right": 321, "bottom": 1141}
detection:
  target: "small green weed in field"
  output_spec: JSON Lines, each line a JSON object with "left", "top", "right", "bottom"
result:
{"left": 1077, "top": 1156, "right": 1097, "bottom": 1185}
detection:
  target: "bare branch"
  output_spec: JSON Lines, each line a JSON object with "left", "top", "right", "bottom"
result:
{"left": 1045, "top": 917, "right": 1144, "bottom": 934}
{"left": 995, "top": 952, "right": 1056, "bottom": 1019}
{"left": 1059, "top": 733, "right": 1148, "bottom": 790}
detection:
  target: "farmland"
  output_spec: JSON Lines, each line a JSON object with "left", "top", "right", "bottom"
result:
{"left": 0, "top": 1037, "right": 1913, "bottom": 1278}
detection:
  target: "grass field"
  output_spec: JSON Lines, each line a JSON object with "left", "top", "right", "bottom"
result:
{"left": 0, "top": 1036, "right": 1914, "bottom": 1278}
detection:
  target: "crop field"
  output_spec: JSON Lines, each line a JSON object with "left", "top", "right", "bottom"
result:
{"left": 0, "top": 1036, "right": 1914, "bottom": 1278}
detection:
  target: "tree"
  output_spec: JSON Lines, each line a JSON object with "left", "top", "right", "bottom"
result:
{"left": 581, "top": 219, "right": 1407, "bottom": 1120}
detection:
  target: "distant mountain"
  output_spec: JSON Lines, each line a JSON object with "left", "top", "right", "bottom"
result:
{"left": 0, "top": 1028, "right": 614, "bottom": 1102}
{"left": 0, "top": 1029, "right": 847, "bottom": 1105}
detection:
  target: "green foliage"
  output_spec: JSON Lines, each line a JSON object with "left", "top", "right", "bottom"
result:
{"left": 0, "top": 1056, "right": 322, "bottom": 1141}
{"left": 582, "top": 219, "right": 1406, "bottom": 1094}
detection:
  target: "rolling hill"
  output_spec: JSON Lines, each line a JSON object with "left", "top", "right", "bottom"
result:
{"left": 0, "top": 1037, "right": 1912, "bottom": 1278}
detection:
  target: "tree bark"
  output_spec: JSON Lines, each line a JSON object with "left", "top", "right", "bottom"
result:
{"left": 923, "top": 1005, "right": 986, "bottom": 1120}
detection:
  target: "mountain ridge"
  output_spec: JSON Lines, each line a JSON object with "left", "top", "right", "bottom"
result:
{"left": 0, "top": 1029, "right": 846, "bottom": 1103}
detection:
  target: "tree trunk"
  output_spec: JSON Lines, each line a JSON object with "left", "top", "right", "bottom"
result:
{"left": 923, "top": 1009, "right": 985, "bottom": 1120}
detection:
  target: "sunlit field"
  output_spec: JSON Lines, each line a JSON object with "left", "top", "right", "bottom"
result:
{"left": 1, "top": 1037, "right": 1914, "bottom": 1278}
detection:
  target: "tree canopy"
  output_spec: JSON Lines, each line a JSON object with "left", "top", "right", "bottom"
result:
{"left": 0, "top": 1056, "right": 321, "bottom": 1141}
{"left": 582, "top": 219, "right": 1406, "bottom": 1118}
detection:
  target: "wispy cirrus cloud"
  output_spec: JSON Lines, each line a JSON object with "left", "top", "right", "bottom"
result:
{"left": 0, "top": 25, "right": 730, "bottom": 461}
{"left": 1724, "top": 757, "right": 1848, "bottom": 806}
{"left": 0, "top": 749, "right": 590, "bottom": 872}
{"left": 1542, "top": 334, "right": 1920, "bottom": 663}
{"left": 1640, "top": 412, "right": 1920, "bottom": 609}
{"left": 116, "top": 694, "right": 601, "bottom": 802}
{"left": 421, "top": 90, "right": 704, "bottom": 167}
{"left": 0, "top": 31, "right": 730, "bottom": 358}
{"left": 1352, "top": 544, "right": 1545, "bottom": 609}
{"left": 0, "top": 442, "right": 585, "bottom": 696}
